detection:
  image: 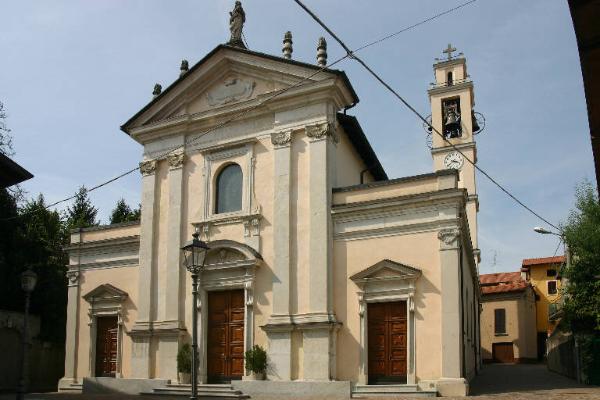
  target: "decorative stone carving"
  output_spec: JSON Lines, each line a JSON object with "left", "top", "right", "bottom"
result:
{"left": 358, "top": 292, "right": 365, "bottom": 316}
{"left": 317, "top": 37, "right": 328, "bottom": 67}
{"left": 66, "top": 270, "right": 80, "bottom": 287}
{"left": 305, "top": 122, "right": 337, "bottom": 143}
{"left": 152, "top": 83, "right": 162, "bottom": 98}
{"left": 271, "top": 130, "right": 292, "bottom": 147}
{"left": 180, "top": 59, "right": 189, "bottom": 77}
{"left": 207, "top": 78, "right": 255, "bottom": 106}
{"left": 282, "top": 31, "right": 293, "bottom": 59}
{"left": 438, "top": 228, "right": 461, "bottom": 247}
{"left": 243, "top": 216, "right": 261, "bottom": 237}
{"left": 245, "top": 281, "right": 254, "bottom": 306}
{"left": 139, "top": 160, "right": 157, "bottom": 176}
{"left": 167, "top": 151, "right": 185, "bottom": 169}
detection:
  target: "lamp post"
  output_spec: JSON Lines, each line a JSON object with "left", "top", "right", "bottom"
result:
{"left": 181, "top": 231, "right": 209, "bottom": 400}
{"left": 17, "top": 267, "right": 37, "bottom": 400}
{"left": 533, "top": 227, "right": 571, "bottom": 272}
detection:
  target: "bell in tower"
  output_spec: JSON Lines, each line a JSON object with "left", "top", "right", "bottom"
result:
{"left": 442, "top": 98, "right": 462, "bottom": 138}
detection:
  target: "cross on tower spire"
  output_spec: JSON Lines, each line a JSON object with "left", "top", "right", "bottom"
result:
{"left": 442, "top": 43, "right": 457, "bottom": 60}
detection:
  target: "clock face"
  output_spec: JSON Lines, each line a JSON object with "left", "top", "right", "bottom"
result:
{"left": 444, "top": 151, "right": 464, "bottom": 170}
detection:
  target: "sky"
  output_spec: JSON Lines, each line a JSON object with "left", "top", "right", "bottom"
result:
{"left": 1, "top": 0, "right": 595, "bottom": 275}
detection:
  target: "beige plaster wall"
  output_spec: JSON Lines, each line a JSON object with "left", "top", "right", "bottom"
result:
{"left": 73, "top": 223, "right": 140, "bottom": 244}
{"left": 75, "top": 266, "right": 139, "bottom": 379}
{"left": 333, "top": 127, "right": 369, "bottom": 188}
{"left": 334, "top": 231, "right": 443, "bottom": 381}
{"left": 480, "top": 289, "right": 537, "bottom": 362}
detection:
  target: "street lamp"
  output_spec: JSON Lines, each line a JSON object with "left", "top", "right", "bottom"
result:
{"left": 17, "top": 267, "right": 37, "bottom": 400}
{"left": 181, "top": 230, "right": 209, "bottom": 400}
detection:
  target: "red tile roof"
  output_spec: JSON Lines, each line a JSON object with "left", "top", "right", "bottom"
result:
{"left": 522, "top": 256, "right": 565, "bottom": 267}
{"left": 479, "top": 272, "right": 529, "bottom": 295}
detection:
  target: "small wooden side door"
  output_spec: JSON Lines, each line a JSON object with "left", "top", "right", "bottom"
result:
{"left": 368, "top": 301, "right": 407, "bottom": 384}
{"left": 95, "top": 316, "right": 118, "bottom": 377}
{"left": 207, "top": 290, "right": 245, "bottom": 383}
{"left": 492, "top": 342, "right": 515, "bottom": 363}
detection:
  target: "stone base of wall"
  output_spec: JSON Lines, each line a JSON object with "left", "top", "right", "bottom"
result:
{"left": 82, "top": 377, "right": 169, "bottom": 395}
{"left": 232, "top": 380, "right": 351, "bottom": 400}
{"left": 436, "top": 378, "right": 469, "bottom": 397}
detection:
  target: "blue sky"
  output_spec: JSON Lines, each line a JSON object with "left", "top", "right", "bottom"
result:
{"left": 1, "top": 0, "right": 594, "bottom": 274}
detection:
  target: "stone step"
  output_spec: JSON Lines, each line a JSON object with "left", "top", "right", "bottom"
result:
{"left": 58, "top": 382, "right": 83, "bottom": 393}
{"left": 144, "top": 383, "right": 249, "bottom": 399}
{"left": 352, "top": 384, "right": 436, "bottom": 398}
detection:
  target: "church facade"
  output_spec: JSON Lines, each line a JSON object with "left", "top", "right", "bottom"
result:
{"left": 58, "top": 15, "right": 482, "bottom": 397}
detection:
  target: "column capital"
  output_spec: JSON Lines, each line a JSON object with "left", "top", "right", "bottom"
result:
{"left": 271, "top": 130, "right": 292, "bottom": 147}
{"left": 305, "top": 122, "right": 338, "bottom": 143}
{"left": 438, "top": 227, "right": 461, "bottom": 250}
{"left": 66, "top": 269, "right": 80, "bottom": 287}
{"left": 139, "top": 159, "right": 157, "bottom": 176}
{"left": 167, "top": 151, "right": 185, "bottom": 170}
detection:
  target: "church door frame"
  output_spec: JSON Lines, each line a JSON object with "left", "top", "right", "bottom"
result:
{"left": 194, "top": 240, "right": 261, "bottom": 384}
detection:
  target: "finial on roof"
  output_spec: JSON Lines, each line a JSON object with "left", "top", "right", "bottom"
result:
{"left": 180, "top": 60, "right": 189, "bottom": 77}
{"left": 282, "top": 31, "right": 293, "bottom": 59}
{"left": 317, "top": 37, "right": 327, "bottom": 67}
{"left": 153, "top": 83, "right": 162, "bottom": 98}
{"left": 228, "top": 1, "right": 246, "bottom": 48}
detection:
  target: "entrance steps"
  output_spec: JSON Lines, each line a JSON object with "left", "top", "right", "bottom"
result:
{"left": 144, "top": 383, "right": 249, "bottom": 398}
{"left": 58, "top": 382, "right": 83, "bottom": 393}
{"left": 352, "top": 384, "right": 437, "bottom": 398}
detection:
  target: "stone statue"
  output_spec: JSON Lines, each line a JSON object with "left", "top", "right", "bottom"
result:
{"left": 228, "top": 1, "right": 246, "bottom": 47}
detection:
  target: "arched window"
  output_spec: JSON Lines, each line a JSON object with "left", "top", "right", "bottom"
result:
{"left": 215, "top": 164, "right": 243, "bottom": 214}
{"left": 447, "top": 71, "right": 453, "bottom": 86}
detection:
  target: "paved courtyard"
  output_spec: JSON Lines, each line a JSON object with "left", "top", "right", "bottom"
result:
{"left": 2, "top": 363, "right": 598, "bottom": 399}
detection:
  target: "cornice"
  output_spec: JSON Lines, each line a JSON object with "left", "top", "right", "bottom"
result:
{"left": 64, "top": 235, "right": 140, "bottom": 252}
{"left": 430, "top": 141, "right": 475, "bottom": 155}
{"left": 427, "top": 80, "right": 473, "bottom": 97}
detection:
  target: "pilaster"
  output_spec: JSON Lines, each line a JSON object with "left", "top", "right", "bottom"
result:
{"left": 438, "top": 227, "right": 463, "bottom": 379}
{"left": 266, "top": 130, "right": 293, "bottom": 380}
{"left": 58, "top": 269, "right": 80, "bottom": 389}
{"left": 131, "top": 158, "right": 158, "bottom": 378}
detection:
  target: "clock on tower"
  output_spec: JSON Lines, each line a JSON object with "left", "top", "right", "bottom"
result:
{"left": 427, "top": 44, "right": 483, "bottom": 265}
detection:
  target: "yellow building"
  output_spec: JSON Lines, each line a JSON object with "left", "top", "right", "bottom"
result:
{"left": 521, "top": 256, "right": 565, "bottom": 358}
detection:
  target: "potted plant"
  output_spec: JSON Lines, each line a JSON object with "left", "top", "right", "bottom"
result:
{"left": 177, "top": 343, "right": 192, "bottom": 384}
{"left": 244, "top": 345, "right": 267, "bottom": 380}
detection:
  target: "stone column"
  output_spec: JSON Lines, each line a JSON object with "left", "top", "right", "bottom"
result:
{"left": 266, "top": 130, "right": 293, "bottom": 380}
{"left": 58, "top": 269, "right": 80, "bottom": 390}
{"left": 131, "top": 159, "right": 158, "bottom": 378}
{"left": 302, "top": 122, "right": 337, "bottom": 381}
{"left": 437, "top": 227, "right": 468, "bottom": 396}
{"left": 155, "top": 149, "right": 186, "bottom": 381}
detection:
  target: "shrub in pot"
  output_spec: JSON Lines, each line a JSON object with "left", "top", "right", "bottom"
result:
{"left": 177, "top": 343, "right": 192, "bottom": 384}
{"left": 244, "top": 345, "right": 267, "bottom": 380}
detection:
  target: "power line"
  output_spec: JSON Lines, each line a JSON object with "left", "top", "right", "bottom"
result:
{"left": 1, "top": 1, "right": 484, "bottom": 223}
{"left": 292, "top": 0, "right": 560, "bottom": 231}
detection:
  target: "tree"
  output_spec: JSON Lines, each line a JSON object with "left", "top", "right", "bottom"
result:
{"left": 109, "top": 198, "right": 140, "bottom": 224}
{"left": 0, "top": 101, "right": 14, "bottom": 156}
{"left": 65, "top": 186, "right": 98, "bottom": 229}
{"left": 561, "top": 181, "right": 600, "bottom": 333}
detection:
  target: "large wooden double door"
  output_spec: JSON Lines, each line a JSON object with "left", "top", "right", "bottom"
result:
{"left": 207, "top": 290, "right": 245, "bottom": 383}
{"left": 368, "top": 301, "right": 407, "bottom": 384}
{"left": 95, "top": 316, "right": 118, "bottom": 377}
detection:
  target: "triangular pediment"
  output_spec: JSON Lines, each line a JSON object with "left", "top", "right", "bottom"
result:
{"left": 121, "top": 45, "right": 356, "bottom": 135}
{"left": 83, "top": 283, "right": 128, "bottom": 303}
{"left": 350, "top": 259, "right": 422, "bottom": 284}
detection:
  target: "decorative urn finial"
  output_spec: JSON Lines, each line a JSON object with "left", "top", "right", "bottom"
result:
{"left": 228, "top": 1, "right": 246, "bottom": 48}
{"left": 282, "top": 31, "right": 293, "bottom": 59}
{"left": 152, "top": 83, "right": 162, "bottom": 98}
{"left": 180, "top": 59, "right": 189, "bottom": 77}
{"left": 317, "top": 37, "right": 327, "bottom": 67}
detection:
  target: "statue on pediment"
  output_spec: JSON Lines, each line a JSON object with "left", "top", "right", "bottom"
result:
{"left": 228, "top": 1, "right": 246, "bottom": 48}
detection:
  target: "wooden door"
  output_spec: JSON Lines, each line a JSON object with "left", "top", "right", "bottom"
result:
{"left": 95, "top": 316, "right": 118, "bottom": 377}
{"left": 207, "top": 290, "right": 245, "bottom": 383}
{"left": 492, "top": 342, "right": 515, "bottom": 363}
{"left": 368, "top": 301, "right": 407, "bottom": 384}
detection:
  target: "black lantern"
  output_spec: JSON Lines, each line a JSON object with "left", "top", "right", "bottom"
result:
{"left": 20, "top": 268, "right": 37, "bottom": 293}
{"left": 181, "top": 231, "right": 210, "bottom": 274}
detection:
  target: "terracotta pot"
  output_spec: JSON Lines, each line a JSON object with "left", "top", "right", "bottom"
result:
{"left": 178, "top": 372, "right": 191, "bottom": 384}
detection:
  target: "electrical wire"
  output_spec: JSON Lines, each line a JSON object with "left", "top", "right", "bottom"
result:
{"left": 0, "top": 0, "right": 485, "bottom": 223}
{"left": 292, "top": 0, "right": 560, "bottom": 231}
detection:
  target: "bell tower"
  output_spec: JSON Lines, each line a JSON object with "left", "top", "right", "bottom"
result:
{"left": 428, "top": 44, "right": 481, "bottom": 264}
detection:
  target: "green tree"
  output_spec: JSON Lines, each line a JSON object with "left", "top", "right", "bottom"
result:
{"left": 0, "top": 100, "right": 14, "bottom": 156}
{"left": 562, "top": 182, "right": 600, "bottom": 333}
{"left": 65, "top": 186, "right": 98, "bottom": 229}
{"left": 109, "top": 198, "right": 140, "bottom": 224}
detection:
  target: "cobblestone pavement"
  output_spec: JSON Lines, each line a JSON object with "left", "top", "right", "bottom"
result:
{"left": 2, "top": 364, "right": 598, "bottom": 399}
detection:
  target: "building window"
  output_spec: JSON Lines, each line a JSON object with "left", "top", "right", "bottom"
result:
{"left": 547, "top": 269, "right": 557, "bottom": 277}
{"left": 548, "top": 281, "right": 557, "bottom": 295}
{"left": 447, "top": 71, "right": 453, "bottom": 85}
{"left": 494, "top": 308, "right": 506, "bottom": 335}
{"left": 215, "top": 163, "right": 243, "bottom": 214}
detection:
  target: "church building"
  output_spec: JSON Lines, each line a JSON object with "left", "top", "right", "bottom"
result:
{"left": 59, "top": 4, "right": 482, "bottom": 397}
